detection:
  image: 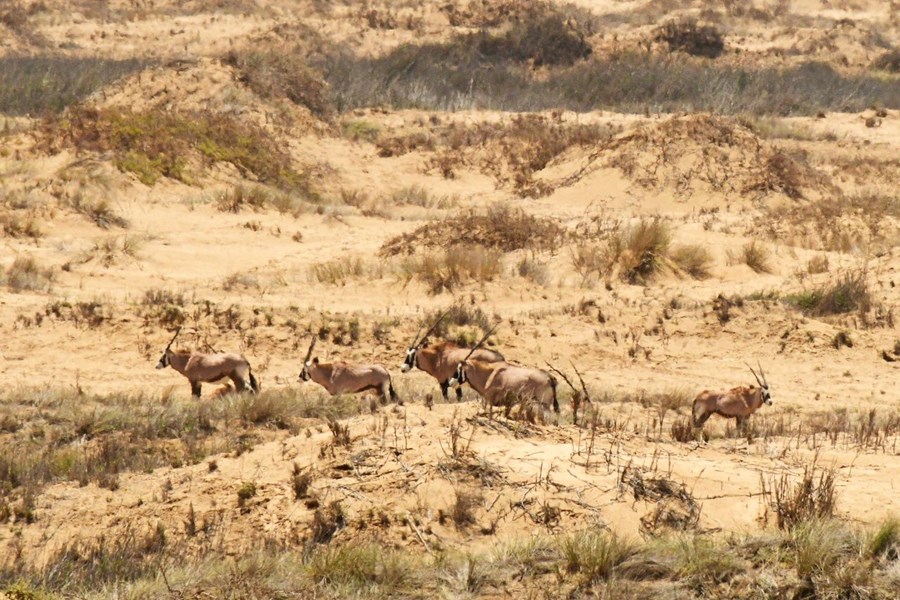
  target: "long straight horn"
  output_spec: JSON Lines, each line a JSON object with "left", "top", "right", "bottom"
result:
{"left": 417, "top": 309, "right": 450, "bottom": 347}
{"left": 304, "top": 336, "right": 317, "bottom": 364}
{"left": 545, "top": 362, "right": 578, "bottom": 393}
{"left": 745, "top": 361, "right": 763, "bottom": 387}
{"left": 165, "top": 326, "right": 182, "bottom": 350}
{"left": 757, "top": 360, "right": 768, "bottom": 387}
{"left": 462, "top": 322, "right": 499, "bottom": 363}
{"left": 571, "top": 361, "right": 591, "bottom": 402}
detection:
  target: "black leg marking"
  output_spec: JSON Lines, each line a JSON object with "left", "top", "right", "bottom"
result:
{"left": 455, "top": 385, "right": 463, "bottom": 402}
{"left": 440, "top": 381, "right": 450, "bottom": 401}
{"left": 191, "top": 381, "right": 202, "bottom": 398}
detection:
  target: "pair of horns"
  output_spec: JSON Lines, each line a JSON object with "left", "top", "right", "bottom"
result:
{"left": 746, "top": 360, "right": 768, "bottom": 388}
{"left": 410, "top": 309, "right": 450, "bottom": 349}
{"left": 165, "top": 326, "right": 182, "bottom": 351}
{"left": 304, "top": 335, "right": 317, "bottom": 364}
{"left": 546, "top": 361, "right": 591, "bottom": 402}
{"left": 461, "top": 322, "right": 500, "bottom": 363}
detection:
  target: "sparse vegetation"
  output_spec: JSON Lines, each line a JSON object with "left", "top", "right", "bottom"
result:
{"left": 783, "top": 270, "right": 872, "bottom": 317}
{"left": 739, "top": 240, "right": 772, "bottom": 274}
{"left": 40, "top": 107, "right": 313, "bottom": 193}
{"left": 216, "top": 184, "right": 273, "bottom": 213}
{"left": 401, "top": 245, "right": 503, "bottom": 294}
{"left": 655, "top": 19, "right": 725, "bottom": 59}
{"left": 618, "top": 218, "right": 673, "bottom": 284}
{"left": 382, "top": 205, "right": 565, "bottom": 256}
{"left": 0, "top": 56, "right": 144, "bottom": 115}
{"left": 3, "top": 256, "right": 55, "bottom": 292}
{"left": 65, "top": 192, "right": 128, "bottom": 229}
{"left": 671, "top": 244, "right": 713, "bottom": 279}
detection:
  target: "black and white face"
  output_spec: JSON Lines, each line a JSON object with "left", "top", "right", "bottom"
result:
{"left": 448, "top": 362, "right": 467, "bottom": 387}
{"left": 156, "top": 351, "right": 169, "bottom": 370}
{"left": 299, "top": 358, "right": 317, "bottom": 382}
{"left": 400, "top": 347, "right": 417, "bottom": 373}
{"left": 762, "top": 385, "right": 772, "bottom": 405}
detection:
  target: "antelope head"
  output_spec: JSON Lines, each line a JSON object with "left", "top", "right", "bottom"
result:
{"left": 746, "top": 360, "right": 772, "bottom": 405}
{"left": 299, "top": 336, "right": 317, "bottom": 382}
{"left": 448, "top": 323, "right": 499, "bottom": 387}
{"left": 156, "top": 326, "right": 182, "bottom": 369}
{"left": 401, "top": 310, "right": 448, "bottom": 373}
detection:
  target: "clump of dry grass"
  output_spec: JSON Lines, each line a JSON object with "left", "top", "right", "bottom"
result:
{"left": 783, "top": 270, "right": 872, "bottom": 317}
{"left": 450, "top": 487, "right": 483, "bottom": 530}
{"left": 1, "top": 211, "right": 43, "bottom": 240}
{"left": 671, "top": 244, "right": 713, "bottom": 279}
{"left": 617, "top": 218, "right": 673, "bottom": 284}
{"left": 381, "top": 205, "right": 565, "bottom": 257}
{"left": 310, "top": 256, "right": 369, "bottom": 286}
{"left": 401, "top": 245, "right": 502, "bottom": 294}
{"left": 216, "top": 185, "right": 273, "bottom": 213}
{"left": 66, "top": 192, "right": 128, "bottom": 229}
{"left": 655, "top": 18, "right": 724, "bottom": 58}
{"left": 560, "top": 529, "right": 636, "bottom": 585}
{"left": 3, "top": 255, "right": 55, "bottom": 292}
{"left": 737, "top": 240, "right": 772, "bottom": 274}
{"left": 762, "top": 464, "right": 837, "bottom": 530}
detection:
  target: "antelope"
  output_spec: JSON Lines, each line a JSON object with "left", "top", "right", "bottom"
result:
{"left": 692, "top": 361, "right": 772, "bottom": 432}
{"left": 299, "top": 337, "right": 400, "bottom": 405}
{"left": 399, "top": 311, "right": 505, "bottom": 401}
{"left": 449, "top": 327, "right": 559, "bottom": 422}
{"left": 156, "top": 327, "right": 259, "bottom": 398}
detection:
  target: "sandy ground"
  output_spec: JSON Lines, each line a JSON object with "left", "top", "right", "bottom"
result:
{"left": 1, "top": 0, "right": 899, "bottom": 569}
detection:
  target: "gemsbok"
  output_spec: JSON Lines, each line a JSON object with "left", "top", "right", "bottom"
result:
{"left": 449, "top": 327, "right": 559, "bottom": 422}
{"left": 692, "top": 361, "right": 772, "bottom": 432}
{"left": 400, "top": 311, "right": 505, "bottom": 401}
{"left": 156, "top": 327, "right": 259, "bottom": 398}
{"left": 299, "top": 337, "right": 400, "bottom": 405}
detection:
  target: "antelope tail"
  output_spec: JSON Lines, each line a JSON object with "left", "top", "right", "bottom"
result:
{"left": 389, "top": 380, "right": 399, "bottom": 402}
{"left": 549, "top": 375, "right": 559, "bottom": 413}
{"left": 248, "top": 368, "right": 259, "bottom": 394}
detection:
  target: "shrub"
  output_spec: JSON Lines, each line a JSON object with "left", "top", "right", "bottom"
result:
{"left": 476, "top": 11, "right": 592, "bottom": 67}
{"left": 671, "top": 244, "right": 713, "bottom": 279}
{"left": 655, "top": 19, "right": 725, "bottom": 59}
{"left": 66, "top": 192, "right": 128, "bottom": 229}
{"left": 1, "top": 211, "right": 43, "bottom": 239}
{"left": 4, "top": 256, "right": 55, "bottom": 292}
{"left": 224, "top": 46, "right": 333, "bottom": 118}
{"left": 310, "top": 256, "right": 367, "bottom": 286}
{"left": 382, "top": 205, "right": 564, "bottom": 256}
{"left": 40, "top": 107, "right": 311, "bottom": 193}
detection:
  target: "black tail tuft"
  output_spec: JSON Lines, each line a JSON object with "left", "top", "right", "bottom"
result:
{"left": 249, "top": 369, "right": 259, "bottom": 394}
{"left": 550, "top": 376, "right": 560, "bottom": 413}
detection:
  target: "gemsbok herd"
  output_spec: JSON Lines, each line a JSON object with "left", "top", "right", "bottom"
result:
{"left": 156, "top": 312, "right": 773, "bottom": 433}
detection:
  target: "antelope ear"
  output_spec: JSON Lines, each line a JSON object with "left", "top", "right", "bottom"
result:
{"left": 421, "top": 339, "right": 430, "bottom": 348}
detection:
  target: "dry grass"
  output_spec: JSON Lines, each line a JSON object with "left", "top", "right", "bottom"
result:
{"left": 309, "top": 256, "right": 370, "bottom": 286}
{"left": 762, "top": 464, "right": 837, "bottom": 530}
{"left": 738, "top": 240, "right": 772, "bottom": 274}
{"left": 216, "top": 185, "right": 274, "bottom": 213}
{"left": 0, "top": 56, "right": 144, "bottom": 115}
{"left": 402, "top": 245, "right": 503, "bottom": 294}
{"left": 65, "top": 192, "right": 128, "bottom": 229}
{"left": 617, "top": 218, "right": 673, "bottom": 284}
{"left": 670, "top": 244, "right": 713, "bottom": 279}
{"left": 655, "top": 18, "right": 725, "bottom": 58}
{"left": 382, "top": 205, "right": 564, "bottom": 257}
{"left": 3, "top": 256, "right": 55, "bottom": 292}
{"left": 783, "top": 270, "right": 872, "bottom": 317}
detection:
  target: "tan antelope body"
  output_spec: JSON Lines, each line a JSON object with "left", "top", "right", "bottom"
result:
{"left": 156, "top": 328, "right": 259, "bottom": 398}
{"left": 299, "top": 338, "right": 399, "bottom": 404}
{"left": 400, "top": 311, "right": 505, "bottom": 401}
{"left": 447, "top": 326, "right": 558, "bottom": 421}
{"left": 692, "top": 362, "right": 772, "bottom": 431}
